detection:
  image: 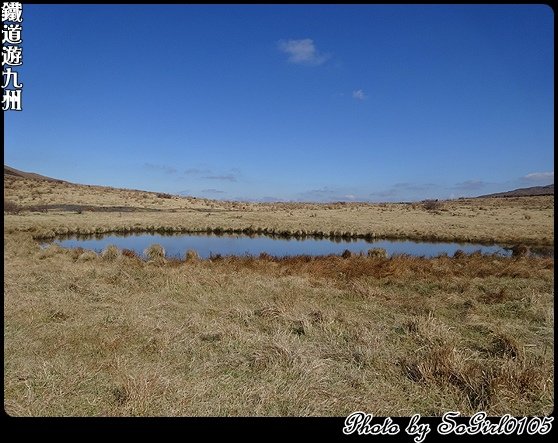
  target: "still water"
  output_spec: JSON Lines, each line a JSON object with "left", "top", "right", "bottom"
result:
{"left": 48, "top": 232, "right": 522, "bottom": 259}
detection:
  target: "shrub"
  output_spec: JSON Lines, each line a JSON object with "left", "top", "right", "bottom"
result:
{"left": 341, "top": 249, "right": 353, "bottom": 259}
{"left": 422, "top": 199, "right": 442, "bottom": 211}
{"left": 368, "top": 248, "right": 387, "bottom": 259}
{"left": 101, "top": 245, "right": 121, "bottom": 261}
{"left": 144, "top": 244, "right": 166, "bottom": 261}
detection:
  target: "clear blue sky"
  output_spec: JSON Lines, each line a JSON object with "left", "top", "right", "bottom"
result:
{"left": 4, "top": 4, "right": 554, "bottom": 202}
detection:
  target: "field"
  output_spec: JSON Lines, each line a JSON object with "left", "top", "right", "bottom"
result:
{"left": 3, "top": 175, "right": 554, "bottom": 416}
{"left": 4, "top": 175, "right": 554, "bottom": 246}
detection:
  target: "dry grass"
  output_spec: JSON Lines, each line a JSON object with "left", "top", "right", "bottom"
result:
{"left": 368, "top": 248, "right": 388, "bottom": 258}
{"left": 144, "top": 244, "right": 166, "bottom": 261}
{"left": 101, "top": 245, "right": 121, "bottom": 261}
{"left": 4, "top": 232, "right": 553, "bottom": 416}
{"left": 4, "top": 174, "right": 554, "bottom": 246}
{"left": 3, "top": 175, "right": 553, "bottom": 416}
{"left": 185, "top": 249, "right": 200, "bottom": 261}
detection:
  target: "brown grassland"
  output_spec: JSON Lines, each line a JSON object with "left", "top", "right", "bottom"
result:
{"left": 3, "top": 174, "right": 554, "bottom": 416}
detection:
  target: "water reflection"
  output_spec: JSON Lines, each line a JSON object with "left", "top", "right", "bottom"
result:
{"left": 40, "top": 231, "right": 552, "bottom": 260}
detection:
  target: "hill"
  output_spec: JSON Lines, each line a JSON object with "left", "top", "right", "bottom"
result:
{"left": 4, "top": 165, "right": 68, "bottom": 183}
{"left": 476, "top": 184, "right": 554, "bottom": 198}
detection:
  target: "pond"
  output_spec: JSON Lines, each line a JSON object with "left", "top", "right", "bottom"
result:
{"left": 43, "top": 232, "right": 541, "bottom": 259}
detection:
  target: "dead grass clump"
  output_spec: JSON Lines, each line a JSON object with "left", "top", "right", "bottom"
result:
{"left": 101, "top": 244, "right": 121, "bottom": 261}
{"left": 423, "top": 200, "right": 442, "bottom": 211}
{"left": 399, "top": 334, "right": 552, "bottom": 414}
{"left": 341, "top": 249, "right": 353, "bottom": 259}
{"left": 368, "top": 248, "right": 387, "bottom": 259}
{"left": 77, "top": 250, "right": 98, "bottom": 261}
{"left": 69, "top": 247, "right": 86, "bottom": 260}
{"left": 495, "top": 356, "right": 551, "bottom": 398}
{"left": 488, "top": 332, "right": 521, "bottom": 359}
{"left": 399, "top": 345, "right": 495, "bottom": 410}
{"left": 144, "top": 244, "right": 165, "bottom": 261}
{"left": 511, "top": 244, "right": 530, "bottom": 257}
{"left": 185, "top": 249, "right": 200, "bottom": 261}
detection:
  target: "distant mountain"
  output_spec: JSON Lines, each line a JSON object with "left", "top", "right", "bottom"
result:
{"left": 4, "top": 165, "right": 67, "bottom": 183}
{"left": 477, "top": 184, "right": 554, "bottom": 198}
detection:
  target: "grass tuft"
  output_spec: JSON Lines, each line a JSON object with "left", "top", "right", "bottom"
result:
{"left": 144, "top": 244, "right": 165, "bottom": 261}
{"left": 101, "top": 244, "right": 121, "bottom": 261}
{"left": 185, "top": 249, "right": 200, "bottom": 261}
{"left": 368, "top": 248, "right": 388, "bottom": 258}
{"left": 77, "top": 250, "right": 98, "bottom": 261}
{"left": 422, "top": 200, "right": 442, "bottom": 211}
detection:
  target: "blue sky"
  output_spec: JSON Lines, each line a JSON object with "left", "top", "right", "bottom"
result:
{"left": 4, "top": 4, "right": 554, "bottom": 202}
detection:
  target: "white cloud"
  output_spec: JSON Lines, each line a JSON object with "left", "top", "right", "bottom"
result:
{"left": 522, "top": 171, "right": 554, "bottom": 182}
{"left": 352, "top": 89, "right": 367, "bottom": 100}
{"left": 277, "top": 39, "right": 330, "bottom": 66}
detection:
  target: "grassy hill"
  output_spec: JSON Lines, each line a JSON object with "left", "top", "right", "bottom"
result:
{"left": 477, "top": 184, "right": 554, "bottom": 198}
{"left": 4, "top": 165, "right": 68, "bottom": 183}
